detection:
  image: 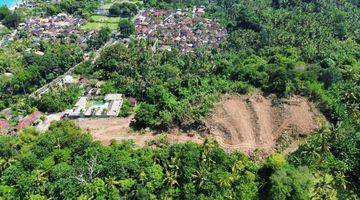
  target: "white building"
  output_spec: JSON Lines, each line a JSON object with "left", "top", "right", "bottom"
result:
{"left": 63, "top": 75, "right": 74, "bottom": 84}
{"left": 68, "top": 97, "right": 88, "bottom": 117}
{"left": 105, "top": 94, "right": 123, "bottom": 117}
{"left": 67, "top": 93, "right": 123, "bottom": 118}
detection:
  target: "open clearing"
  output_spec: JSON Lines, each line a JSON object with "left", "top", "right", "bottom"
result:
{"left": 75, "top": 93, "right": 324, "bottom": 156}
{"left": 205, "top": 93, "right": 324, "bottom": 154}
{"left": 81, "top": 16, "right": 120, "bottom": 30}
{"left": 75, "top": 115, "right": 203, "bottom": 146}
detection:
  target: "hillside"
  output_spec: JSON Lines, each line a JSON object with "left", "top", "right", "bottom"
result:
{"left": 206, "top": 93, "right": 324, "bottom": 154}
{"left": 0, "top": 0, "right": 359, "bottom": 199}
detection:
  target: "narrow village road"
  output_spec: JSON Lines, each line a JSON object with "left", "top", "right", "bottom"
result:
{"left": 30, "top": 36, "right": 117, "bottom": 98}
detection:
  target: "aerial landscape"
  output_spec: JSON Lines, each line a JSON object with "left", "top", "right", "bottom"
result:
{"left": 0, "top": 0, "right": 359, "bottom": 199}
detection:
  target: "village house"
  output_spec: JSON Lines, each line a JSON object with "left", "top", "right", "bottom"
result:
{"left": 15, "top": 111, "right": 43, "bottom": 131}
{"left": 134, "top": 7, "right": 226, "bottom": 53}
{"left": 67, "top": 93, "right": 124, "bottom": 118}
{"left": 105, "top": 94, "right": 123, "bottom": 117}
{"left": 18, "top": 13, "right": 90, "bottom": 46}
{"left": 63, "top": 75, "right": 74, "bottom": 85}
{"left": 0, "top": 119, "right": 9, "bottom": 134}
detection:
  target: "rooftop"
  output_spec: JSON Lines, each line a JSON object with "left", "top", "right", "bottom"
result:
{"left": 15, "top": 111, "right": 42, "bottom": 131}
{"left": 0, "top": 119, "right": 9, "bottom": 133}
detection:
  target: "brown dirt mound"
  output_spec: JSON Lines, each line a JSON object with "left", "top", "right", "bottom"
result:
{"left": 205, "top": 93, "right": 323, "bottom": 154}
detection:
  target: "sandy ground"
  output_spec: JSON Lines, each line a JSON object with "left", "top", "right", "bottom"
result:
{"left": 37, "top": 112, "right": 66, "bottom": 132}
{"left": 74, "top": 93, "right": 324, "bottom": 157}
{"left": 74, "top": 115, "right": 203, "bottom": 146}
{"left": 206, "top": 93, "right": 324, "bottom": 154}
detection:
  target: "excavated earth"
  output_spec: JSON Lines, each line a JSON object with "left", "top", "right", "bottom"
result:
{"left": 204, "top": 93, "right": 324, "bottom": 155}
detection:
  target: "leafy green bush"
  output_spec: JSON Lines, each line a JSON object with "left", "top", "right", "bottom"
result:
{"left": 118, "top": 99, "right": 133, "bottom": 117}
{"left": 31, "top": 85, "right": 82, "bottom": 113}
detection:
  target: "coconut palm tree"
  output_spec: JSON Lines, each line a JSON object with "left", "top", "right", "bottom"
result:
{"left": 0, "top": 157, "right": 17, "bottom": 172}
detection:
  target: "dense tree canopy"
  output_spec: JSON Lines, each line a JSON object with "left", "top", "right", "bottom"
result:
{"left": 87, "top": 27, "right": 111, "bottom": 50}
{"left": 0, "top": 41, "right": 83, "bottom": 110}
{"left": 30, "top": 85, "right": 82, "bottom": 113}
{"left": 118, "top": 18, "right": 136, "bottom": 38}
{"left": 41, "top": 0, "right": 99, "bottom": 18}
{"left": 0, "top": 6, "right": 11, "bottom": 21}
{"left": 109, "top": 2, "right": 139, "bottom": 18}
{"left": 0, "top": 120, "right": 321, "bottom": 199}
{"left": 0, "top": 0, "right": 359, "bottom": 199}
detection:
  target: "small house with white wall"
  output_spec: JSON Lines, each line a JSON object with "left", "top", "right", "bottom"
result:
{"left": 67, "top": 93, "right": 123, "bottom": 118}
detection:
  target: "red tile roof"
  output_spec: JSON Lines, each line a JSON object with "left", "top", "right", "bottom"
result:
{"left": 0, "top": 119, "right": 9, "bottom": 132}
{"left": 15, "top": 111, "right": 42, "bottom": 131}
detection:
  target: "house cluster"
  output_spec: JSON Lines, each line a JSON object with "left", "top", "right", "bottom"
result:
{"left": 18, "top": 13, "right": 90, "bottom": 46}
{"left": 66, "top": 90, "right": 124, "bottom": 118}
{"left": 0, "top": 111, "right": 43, "bottom": 134}
{"left": 135, "top": 6, "right": 226, "bottom": 52}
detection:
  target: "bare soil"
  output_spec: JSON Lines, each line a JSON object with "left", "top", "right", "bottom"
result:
{"left": 205, "top": 93, "right": 324, "bottom": 155}
{"left": 75, "top": 93, "right": 324, "bottom": 157}
{"left": 75, "top": 115, "right": 202, "bottom": 146}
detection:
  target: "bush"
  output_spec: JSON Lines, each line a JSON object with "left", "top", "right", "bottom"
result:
{"left": 320, "top": 58, "right": 336, "bottom": 69}
{"left": 3, "top": 12, "right": 20, "bottom": 29}
{"left": 118, "top": 18, "right": 135, "bottom": 37}
{"left": 109, "top": 2, "right": 138, "bottom": 18}
{"left": 31, "top": 86, "right": 82, "bottom": 113}
{"left": 0, "top": 6, "right": 10, "bottom": 21}
{"left": 133, "top": 103, "right": 157, "bottom": 128}
{"left": 118, "top": 99, "right": 133, "bottom": 117}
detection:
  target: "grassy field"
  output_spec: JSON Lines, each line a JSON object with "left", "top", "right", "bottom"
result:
{"left": 101, "top": 0, "right": 143, "bottom": 9}
{"left": 81, "top": 16, "right": 120, "bottom": 31}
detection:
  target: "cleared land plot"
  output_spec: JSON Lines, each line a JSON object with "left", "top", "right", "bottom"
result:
{"left": 206, "top": 93, "right": 324, "bottom": 154}
{"left": 81, "top": 16, "right": 120, "bottom": 30}
{"left": 75, "top": 116, "right": 203, "bottom": 146}
{"left": 75, "top": 93, "right": 324, "bottom": 157}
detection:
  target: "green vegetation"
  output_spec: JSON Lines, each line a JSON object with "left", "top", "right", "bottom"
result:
{"left": 81, "top": 15, "right": 121, "bottom": 30}
{"left": 0, "top": 6, "right": 11, "bottom": 21}
{"left": 0, "top": 25, "right": 11, "bottom": 38}
{"left": 118, "top": 99, "right": 133, "bottom": 117}
{"left": 0, "top": 40, "right": 83, "bottom": 111}
{"left": 90, "top": 0, "right": 359, "bottom": 197}
{"left": 0, "top": 0, "right": 359, "bottom": 199}
{"left": 118, "top": 18, "right": 135, "bottom": 37}
{"left": 109, "top": 2, "right": 139, "bottom": 17}
{"left": 30, "top": 85, "right": 82, "bottom": 113}
{"left": 81, "top": 22, "right": 118, "bottom": 31}
{"left": 0, "top": 120, "right": 357, "bottom": 199}
{"left": 0, "top": 120, "right": 315, "bottom": 199}
{"left": 40, "top": 0, "right": 100, "bottom": 18}
{"left": 2, "top": 12, "right": 21, "bottom": 29}
{"left": 87, "top": 27, "right": 112, "bottom": 50}
{"left": 0, "top": 6, "right": 20, "bottom": 29}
